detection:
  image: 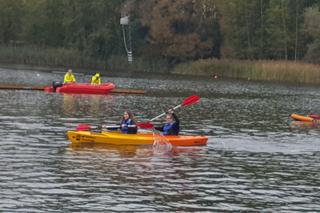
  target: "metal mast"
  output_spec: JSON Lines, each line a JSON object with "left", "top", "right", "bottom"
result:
{"left": 120, "top": 15, "right": 133, "bottom": 64}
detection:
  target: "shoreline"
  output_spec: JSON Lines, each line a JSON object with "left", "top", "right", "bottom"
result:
{"left": 1, "top": 59, "right": 320, "bottom": 86}
{"left": 0, "top": 63, "right": 206, "bottom": 82}
{"left": 1, "top": 43, "right": 319, "bottom": 85}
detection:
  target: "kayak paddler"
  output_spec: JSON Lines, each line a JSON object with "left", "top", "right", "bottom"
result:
{"left": 120, "top": 111, "right": 137, "bottom": 134}
{"left": 91, "top": 73, "right": 101, "bottom": 85}
{"left": 155, "top": 109, "right": 180, "bottom": 135}
{"left": 63, "top": 68, "right": 76, "bottom": 83}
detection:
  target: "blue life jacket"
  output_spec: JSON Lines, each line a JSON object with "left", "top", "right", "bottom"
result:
{"left": 163, "top": 123, "right": 174, "bottom": 135}
{"left": 155, "top": 113, "right": 180, "bottom": 135}
{"left": 120, "top": 119, "right": 137, "bottom": 134}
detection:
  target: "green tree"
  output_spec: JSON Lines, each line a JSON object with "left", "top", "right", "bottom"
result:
{"left": 265, "top": 0, "right": 314, "bottom": 60}
{"left": 44, "top": 0, "right": 66, "bottom": 47}
{"left": 0, "top": 0, "right": 24, "bottom": 44}
{"left": 217, "top": 0, "right": 314, "bottom": 61}
{"left": 62, "top": 0, "right": 123, "bottom": 58}
{"left": 265, "top": 0, "right": 290, "bottom": 60}
{"left": 22, "top": 0, "right": 65, "bottom": 46}
{"left": 216, "top": 0, "right": 269, "bottom": 59}
{"left": 303, "top": 5, "right": 320, "bottom": 63}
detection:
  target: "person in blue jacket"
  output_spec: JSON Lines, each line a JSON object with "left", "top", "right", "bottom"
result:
{"left": 120, "top": 111, "right": 137, "bottom": 134}
{"left": 155, "top": 109, "right": 180, "bottom": 135}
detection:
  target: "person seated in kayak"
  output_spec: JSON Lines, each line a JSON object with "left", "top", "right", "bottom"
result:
{"left": 155, "top": 109, "right": 180, "bottom": 135}
{"left": 64, "top": 69, "right": 76, "bottom": 83}
{"left": 91, "top": 73, "right": 101, "bottom": 85}
{"left": 120, "top": 111, "right": 137, "bottom": 134}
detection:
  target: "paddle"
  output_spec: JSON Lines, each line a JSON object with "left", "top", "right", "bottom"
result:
{"left": 76, "top": 123, "right": 119, "bottom": 131}
{"left": 134, "top": 95, "right": 200, "bottom": 130}
{"left": 137, "top": 122, "right": 154, "bottom": 129}
{"left": 150, "top": 95, "right": 200, "bottom": 121}
{"left": 102, "top": 122, "right": 154, "bottom": 129}
{"left": 76, "top": 122, "right": 154, "bottom": 131}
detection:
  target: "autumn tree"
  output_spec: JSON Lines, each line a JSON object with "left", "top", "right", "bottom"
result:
{"left": 138, "top": 0, "right": 221, "bottom": 63}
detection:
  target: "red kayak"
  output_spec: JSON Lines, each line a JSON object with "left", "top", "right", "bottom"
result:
{"left": 44, "top": 83, "right": 115, "bottom": 94}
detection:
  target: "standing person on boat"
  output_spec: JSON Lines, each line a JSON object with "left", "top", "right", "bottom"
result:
{"left": 64, "top": 69, "right": 76, "bottom": 83}
{"left": 91, "top": 73, "right": 101, "bottom": 85}
{"left": 155, "top": 109, "right": 180, "bottom": 135}
{"left": 120, "top": 111, "right": 137, "bottom": 134}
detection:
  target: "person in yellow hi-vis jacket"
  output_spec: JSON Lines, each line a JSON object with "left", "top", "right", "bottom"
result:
{"left": 91, "top": 73, "right": 101, "bottom": 85}
{"left": 64, "top": 69, "right": 76, "bottom": 83}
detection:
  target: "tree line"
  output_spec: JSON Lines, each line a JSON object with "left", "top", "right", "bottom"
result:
{"left": 0, "top": 0, "right": 319, "bottom": 66}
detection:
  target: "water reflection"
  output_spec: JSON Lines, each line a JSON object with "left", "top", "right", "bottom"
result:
{"left": 290, "top": 121, "right": 320, "bottom": 130}
{"left": 68, "top": 135, "right": 208, "bottom": 158}
{"left": 69, "top": 143, "right": 149, "bottom": 158}
{"left": 62, "top": 94, "right": 112, "bottom": 117}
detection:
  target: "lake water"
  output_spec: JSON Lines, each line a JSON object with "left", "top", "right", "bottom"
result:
{"left": 0, "top": 68, "right": 319, "bottom": 212}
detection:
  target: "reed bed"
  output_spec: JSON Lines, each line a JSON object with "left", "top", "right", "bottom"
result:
{"left": 173, "top": 59, "right": 320, "bottom": 84}
{"left": 0, "top": 45, "right": 105, "bottom": 69}
{"left": 0, "top": 45, "right": 171, "bottom": 74}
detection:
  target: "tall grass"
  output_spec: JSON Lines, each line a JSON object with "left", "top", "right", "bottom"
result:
{"left": 173, "top": 59, "right": 320, "bottom": 84}
{"left": 0, "top": 45, "right": 171, "bottom": 74}
{"left": 0, "top": 45, "right": 106, "bottom": 69}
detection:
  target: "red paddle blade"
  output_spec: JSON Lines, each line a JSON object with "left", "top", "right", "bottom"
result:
{"left": 182, "top": 95, "right": 200, "bottom": 107}
{"left": 76, "top": 123, "right": 91, "bottom": 131}
{"left": 138, "top": 122, "right": 154, "bottom": 129}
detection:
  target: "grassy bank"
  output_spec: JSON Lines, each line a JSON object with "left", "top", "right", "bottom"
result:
{"left": 0, "top": 45, "right": 104, "bottom": 69}
{"left": 0, "top": 45, "right": 170, "bottom": 74}
{"left": 1, "top": 45, "right": 320, "bottom": 84}
{"left": 173, "top": 59, "right": 320, "bottom": 84}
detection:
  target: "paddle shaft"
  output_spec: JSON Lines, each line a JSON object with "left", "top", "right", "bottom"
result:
{"left": 150, "top": 104, "right": 182, "bottom": 121}
{"left": 103, "top": 124, "right": 150, "bottom": 129}
{"left": 103, "top": 125, "right": 120, "bottom": 129}
{"left": 149, "top": 95, "right": 200, "bottom": 121}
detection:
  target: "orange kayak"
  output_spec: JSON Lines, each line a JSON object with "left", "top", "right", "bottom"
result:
{"left": 291, "top": 113, "right": 314, "bottom": 122}
{"left": 67, "top": 130, "right": 208, "bottom": 146}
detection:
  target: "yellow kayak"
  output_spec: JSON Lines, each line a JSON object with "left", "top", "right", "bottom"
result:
{"left": 67, "top": 130, "right": 208, "bottom": 146}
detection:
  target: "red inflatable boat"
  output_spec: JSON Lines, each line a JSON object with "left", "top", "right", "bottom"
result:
{"left": 44, "top": 83, "right": 115, "bottom": 94}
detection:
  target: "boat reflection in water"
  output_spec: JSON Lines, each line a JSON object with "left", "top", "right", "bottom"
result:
{"left": 290, "top": 121, "right": 320, "bottom": 130}
{"left": 62, "top": 94, "right": 113, "bottom": 117}
{"left": 69, "top": 143, "right": 149, "bottom": 158}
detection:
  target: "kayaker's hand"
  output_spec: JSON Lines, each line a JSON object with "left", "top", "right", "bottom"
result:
{"left": 167, "top": 108, "right": 174, "bottom": 114}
